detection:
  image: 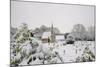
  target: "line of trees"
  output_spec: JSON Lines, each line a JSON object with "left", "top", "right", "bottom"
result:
{"left": 34, "top": 25, "right": 60, "bottom": 36}
{"left": 11, "top": 23, "right": 95, "bottom": 41}
{"left": 71, "top": 24, "right": 95, "bottom": 41}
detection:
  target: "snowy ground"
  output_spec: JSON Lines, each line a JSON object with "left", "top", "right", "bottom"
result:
{"left": 10, "top": 38, "right": 95, "bottom": 66}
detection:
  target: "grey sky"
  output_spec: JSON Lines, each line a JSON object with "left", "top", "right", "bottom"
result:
{"left": 11, "top": 1, "right": 95, "bottom": 33}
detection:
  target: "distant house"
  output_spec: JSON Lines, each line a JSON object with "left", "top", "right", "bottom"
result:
{"left": 40, "top": 24, "right": 75, "bottom": 44}
{"left": 42, "top": 31, "right": 51, "bottom": 43}
{"left": 41, "top": 24, "right": 55, "bottom": 43}
{"left": 55, "top": 34, "right": 65, "bottom": 41}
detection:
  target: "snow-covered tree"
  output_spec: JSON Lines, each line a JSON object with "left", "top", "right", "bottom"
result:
{"left": 11, "top": 23, "right": 95, "bottom": 66}
{"left": 87, "top": 26, "right": 95, "bottom": 41}
{"left": 71, "top": 24, "right": 87, "bottom": 40}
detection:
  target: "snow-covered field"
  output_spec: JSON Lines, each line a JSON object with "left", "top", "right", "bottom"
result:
{"left": 10, "top": 38, "right": 95, "bottom": 66}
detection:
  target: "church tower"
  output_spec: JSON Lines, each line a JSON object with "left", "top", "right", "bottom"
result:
{"left": 51, "top": 24, "right": 55, "bottom": 43}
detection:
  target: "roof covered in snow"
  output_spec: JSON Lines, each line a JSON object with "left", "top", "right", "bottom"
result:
{"left": 56, "top": 35, "right": 65, "bottom": 40}
{"left": 42, "top": 31, "right": 51, "bottom": 39}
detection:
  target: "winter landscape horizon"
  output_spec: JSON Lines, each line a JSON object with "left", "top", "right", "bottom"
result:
{"left": 11, "top": 0, "right": 95, "bottom": 33}
{"left": 10, "top": 0, "right": 95, "bottom": 67}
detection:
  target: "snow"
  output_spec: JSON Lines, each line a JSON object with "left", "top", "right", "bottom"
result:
{"left": 11, "top": 37, "right": 95, "bottom": 66}
{"left": 19, "top": 58, "right": 28, "bottom": 65}
{"left": 30, "top": 58, "right": 43, "bottom": 65}
{"left": 56, "top": 35, "right": 65, "bottom": 41}
{"left": 42, "top": 32, "right": 51, "bottom": 39}
{"left": 21, "top": 43, "right": 32, "bottom": 55}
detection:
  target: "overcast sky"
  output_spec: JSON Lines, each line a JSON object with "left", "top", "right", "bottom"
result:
{"left": 11, "top": 1, "right": 95, "bottom": 33}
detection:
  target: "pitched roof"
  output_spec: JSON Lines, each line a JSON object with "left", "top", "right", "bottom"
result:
{"left": 42, "top": 31, "right": 51, "bottom": 39}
